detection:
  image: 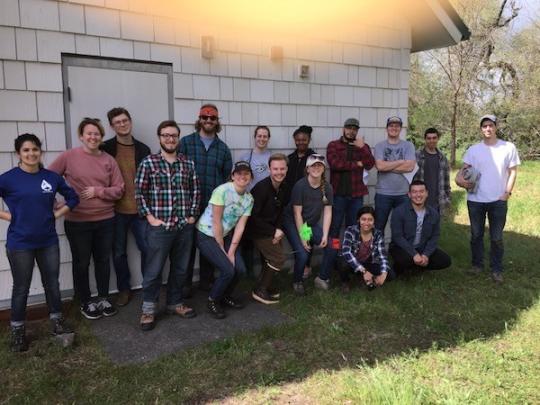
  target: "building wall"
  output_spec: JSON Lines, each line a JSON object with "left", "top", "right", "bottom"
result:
{"left": 0, "top": 0, "right": 411, "bottom": 306}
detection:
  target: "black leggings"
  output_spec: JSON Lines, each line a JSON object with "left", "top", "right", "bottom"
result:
{"left": 389, "top": 245, "right": 451, "bottom": 276}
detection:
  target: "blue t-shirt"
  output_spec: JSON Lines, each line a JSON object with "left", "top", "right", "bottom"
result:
{"left": 0, "top": 167, "right": 79, "bottom": 250}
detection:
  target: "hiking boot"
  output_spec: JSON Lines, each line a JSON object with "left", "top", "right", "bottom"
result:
{"left": 252, "top": 288, "right": 279, "bottom": 305}
{"left": 314, "top": 276, "right": 330, "bottom": 291}
{"left": 207, "top": 299, "right": 226, "bottom": 319}
{"left": 221, "top": 296, "right": 244, "bottom": 309}
{"left": 10, "top": 325, "right": 28, "bottom": 352}
{"left": 491, "top": 272, "right": 504, "bottom": 283}
{"left": 292, "top": 281, "right": 305, "bottom": 296}
{"left": 97, "top": 298, "right": 118, "bottom": 317}
{"left": 116, "top": 290, "right": 131, "bottom": 307}
{"left": 80, "top": 302, "right": 102, "bottom": 320}
{"left": 467, "top": 266, "right": 483, "bottom": 275}
{"left": 50, "top": 317, "right": 74, "bottom": 335}
{"left": 167, "top": 304, "right": 196, "bottom": 318}
{"left": 140, "top": 313, "right": 155, "bottom": 331}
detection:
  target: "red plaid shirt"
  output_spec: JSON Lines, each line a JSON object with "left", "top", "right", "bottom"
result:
{"left": 326, "top": 138, "right": 375, "bottom": 197}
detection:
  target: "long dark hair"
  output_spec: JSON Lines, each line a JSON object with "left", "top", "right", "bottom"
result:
{"left": 15, "top": 133, "right": 43, "bottom": 169}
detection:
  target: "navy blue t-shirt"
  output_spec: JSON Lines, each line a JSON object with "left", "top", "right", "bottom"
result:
{"left": 0, "top": 167, "right": 79, "bottom": 250}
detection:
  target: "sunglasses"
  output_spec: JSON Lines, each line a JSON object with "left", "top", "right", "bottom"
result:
{"left": 200, "top": 115, "right": 218, "bottom": 122}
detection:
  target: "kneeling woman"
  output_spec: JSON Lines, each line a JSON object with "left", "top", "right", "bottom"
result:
{"left": 282, "top": 154, "right": 333, "bottom": 295}
{"left": 196, "top": 161, "right": 254, "bottom": 319}
{"left": 0, "top": 134, "right": 79, "bottom": 352}
{"left": 340, "top": 206, "right": 393, "bottom": 291}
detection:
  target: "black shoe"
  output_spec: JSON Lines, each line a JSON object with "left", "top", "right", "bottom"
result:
{"left": 252, "top": 288, "right": 279, "bottom": 305}
{"left": 10, "top": 325, "right": 28, "bottom": 352}
{"left": 50, "top": 317, "right": 74, "bottom": 335}
{"left": 97, "top": 298, "right": 118, "bottom": 317}
{"left": 267, "top": 287, "right": 280, "bottom": 299}
{"left": 80, "top": 302, "right": 102, "bottom": 320}
{"left": 207, "top": 299, "right": 226, "bottom": 319}
{"left": 221, "top": 296, "right": 244, "bottom": 309}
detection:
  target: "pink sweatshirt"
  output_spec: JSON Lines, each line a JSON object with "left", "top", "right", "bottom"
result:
{"left": 48, "top": 147, "right": 125, "bottom": 222}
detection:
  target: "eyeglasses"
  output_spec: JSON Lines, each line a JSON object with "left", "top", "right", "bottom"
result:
{"left": 200, "top": 115, "right": 218, "bottom": 122}
{"left": 159, "top": 133, "right": 179, "bottom": 139}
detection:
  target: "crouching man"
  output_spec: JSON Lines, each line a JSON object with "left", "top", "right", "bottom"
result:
{"left": 390, "top": 180, "right": 451, "bottom": 275}
{"left": 245, "top": 153, "right": 290, "bottom": 304}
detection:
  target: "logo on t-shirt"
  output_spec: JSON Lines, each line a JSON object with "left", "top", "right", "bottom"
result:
{"left": 383, "top": 147, "right": 404, "bottom": 161}
{"left": 41, "top": 179, "right": 53, "bottom": 193}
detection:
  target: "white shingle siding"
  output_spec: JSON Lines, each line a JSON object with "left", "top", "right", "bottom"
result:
{"left": 0, "top": 0, "right": 411, "bottom": 307}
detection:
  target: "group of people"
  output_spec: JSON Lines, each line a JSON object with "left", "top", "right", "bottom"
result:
{"left": 0, "top": 104, "right": 519, "bottom": 351}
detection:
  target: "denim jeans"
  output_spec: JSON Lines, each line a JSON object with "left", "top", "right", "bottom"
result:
{"left": 374, "top": 193, "right": 410, "bottom": 233}
{"left": 142, "top": 223, "right": 194, "bottom": 314}
{"left": 113, "top": 213, "right": 148, "bottom": 292}
{"left": 196, "top": 231, "right": 243, "bottom": 301}
{"left": 282, "top": 218, "right": 323, "bottom": 283}
{"left": 467, "top": 200, "right": 508, "bottom": 273}
{"left": 64, "top": 218, "right": 115, "bottom": 304}
{"left": 319, "top": 195, "right": 363, "bottom": 280}
{"left": 7, "top": 244, "right": 62, "bottom": 325}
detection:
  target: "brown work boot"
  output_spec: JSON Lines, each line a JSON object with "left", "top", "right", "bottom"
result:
{"left": 167, "top": 304, "right": 196, "bottom": 318}
{"left": 140, "top": 313, "right": 155, "bottom": 331}
{"left": 116, "top": 290, "right": 131, "bottom": 307}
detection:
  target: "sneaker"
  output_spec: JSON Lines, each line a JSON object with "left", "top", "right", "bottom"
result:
{"left": 252, "top": 288, "right": 279, "bottom": 305}
{"left": 221, "top": 296, "right": 244, "bottom": 309}
{"left": 50, "top": 317, "right": 74, "bottom": 335}
{"left": 10, "top": 325, "right": 28, "bottom": 352}
{"left": 467, "top": 266, "right": 483, "bottom": 275}
{"left": 207, "top": 299, "right": 226, "bottom": 319}
{"left": 491, "top": 272, "right": 504, "bottom": 283}
{"left": 167, "top": 304, "right": 197, "bottom": 318}
{"left": 292, "top": 281, "right": 305, "bottom": 296}
{"left": 97, "top": 299, "right": 118, "bottom": 317}
{"left": 80, "top": 302, "right": 102, "bottom": 320}
{"left": 267, "top": 287, "right": 280, "bottom": 299}
{"left": 314, "top": 276, "right": 330, "bottom": 291}
{"left": 116, "top": 290, "right": 131, "bottom": 307}
{"left": 140, "top": 313, "right": 155, "bottom": 331}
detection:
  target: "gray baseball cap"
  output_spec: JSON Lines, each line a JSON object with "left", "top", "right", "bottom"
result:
{"left": 480, "top": 114, "right": 497, "bottom": 126}
{"left": 343, "top": 118, "right": 359, "bottom": 128}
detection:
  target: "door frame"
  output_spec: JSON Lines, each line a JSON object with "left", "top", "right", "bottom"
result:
{"left": 61, "top": 53, "right": 174, "bottom": 148}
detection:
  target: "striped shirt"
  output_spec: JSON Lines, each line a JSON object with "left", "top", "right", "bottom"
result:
{"left": 179, "top": 132, "right": 233, "bottom": 208}
{"left": 135, "top": 152, "right": 200, "bottom": 230}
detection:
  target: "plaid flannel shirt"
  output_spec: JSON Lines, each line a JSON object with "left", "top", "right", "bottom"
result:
{"left": 414, "top": 148, "right": 451, "bottom": 211}
{"left": 135, "top": 152, "right": 200, "bottom": 230}
{"left": 179, "top": 132, "right": 232, "bottom": 207}
{"left": 326, "top": 138, "right": 375, "bottom": 197}
{"left": 341, "top": 226, "right": 390, "bottom": 273}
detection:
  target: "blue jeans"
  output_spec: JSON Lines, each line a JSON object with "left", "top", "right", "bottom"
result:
{"left": 319, "top": 195, "right": 363, "bottom": 280}
{"left": 282, "top": 218, "right": 323, "bottom": 283}
{"left": 196, "top": 231, "right": 242, "bottom": 301}
{"left": 374, "top": 193, "right": 409, "bottom": 233}
{"left": 7, "top": 244, "right": 62, "bottom": 325}
{"left": 467, "top": 200, "right": 507, "bottom": 273}
{"left": 113, "top": 213, "right": 148, "bottom": 292}
{"left": 64, "top": 218, "right": 114, "bottom": 304}
{"left": 142, "top": 223, "right": 194, "bottom": 314}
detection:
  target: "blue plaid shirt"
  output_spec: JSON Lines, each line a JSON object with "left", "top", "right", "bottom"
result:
{"left": 179, "top": 132, "right": 233, "bottom": 207}
{"left": 341, "top": 226, "right": 390, "bottom": 273}
{"left": 135, "top": 152, "right": 200, "bottom": 230}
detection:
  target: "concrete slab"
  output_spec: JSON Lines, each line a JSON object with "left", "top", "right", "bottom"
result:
{"left": 89, "top": 289, "right": 290, "bottom": 364}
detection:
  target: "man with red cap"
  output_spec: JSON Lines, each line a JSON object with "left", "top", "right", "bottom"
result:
{"left": 179, "top": 104, "right": 233, "bottom": 294}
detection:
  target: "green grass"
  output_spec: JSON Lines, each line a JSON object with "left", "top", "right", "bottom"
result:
{"left": 1, "top": 162, "right": 539, "bottom": 404}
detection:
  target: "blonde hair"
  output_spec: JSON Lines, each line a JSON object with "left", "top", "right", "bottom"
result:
{"left": 306, "top": 164, "right": 329, "bottom": 204}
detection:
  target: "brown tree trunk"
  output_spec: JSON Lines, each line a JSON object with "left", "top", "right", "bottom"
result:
{"left": 450, "top": 92, "right": 458, "bottom": 167}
